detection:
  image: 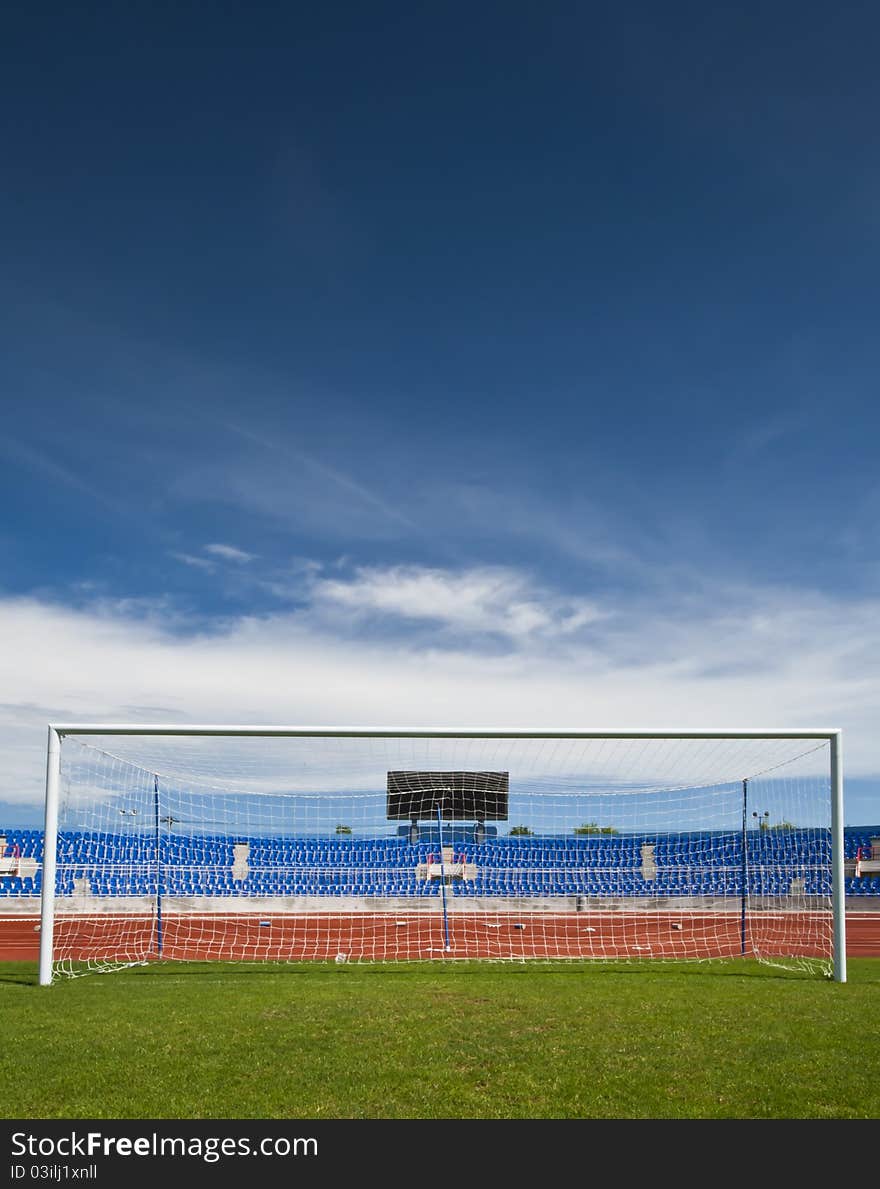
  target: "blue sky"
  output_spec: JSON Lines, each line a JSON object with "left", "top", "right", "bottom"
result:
{"left": 1, "top": 3, "right": 878, "bottom": 823}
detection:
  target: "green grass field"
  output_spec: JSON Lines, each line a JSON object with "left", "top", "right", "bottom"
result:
{"left": 2, "top": 959, "right": 878, "bottom": 1120}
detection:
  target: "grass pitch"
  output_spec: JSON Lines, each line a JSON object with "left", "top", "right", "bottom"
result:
{"left": 1, "top": 958, "right": 878, "bottom": 1120}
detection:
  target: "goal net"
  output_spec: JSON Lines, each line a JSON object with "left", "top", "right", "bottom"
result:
{"left": 39, "top": 727, "right": 846, "bottom": 982}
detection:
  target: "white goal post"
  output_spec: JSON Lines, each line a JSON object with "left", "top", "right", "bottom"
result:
{"left": 38, "top": 725, "right": 846, "bottom": 984}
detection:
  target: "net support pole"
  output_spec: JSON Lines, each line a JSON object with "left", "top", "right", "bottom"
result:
{"left": 154, "top": 775, "right": 164, "bottom": 958}
{"left": 38, "top": 726, "right": 61, "bottom": 986}
{"left": 740, "top": 779, "right": 748, "bottom": 957}
{"left": 436, "top": 805, "right": 451, "bottom": 953}
{"left": 831, "top": 731, "right": 846, "bottom": 983}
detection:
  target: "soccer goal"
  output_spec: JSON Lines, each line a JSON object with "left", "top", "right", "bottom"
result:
{"left": 38, "top": 725, "right": 846, "bottom": 983}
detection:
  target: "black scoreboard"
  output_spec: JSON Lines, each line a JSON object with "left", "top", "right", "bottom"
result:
{"left": 386, "top": 771, "right": 509, "bottom": 821}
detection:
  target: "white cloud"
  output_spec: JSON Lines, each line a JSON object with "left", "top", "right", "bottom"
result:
{"left": 204, "top": 543, "right": 256, "bottom": 564}
{"left": 173, "top": 544, "right": 256, "bottom": 570}
{"left": 172, "top": 552, "right": 216, "bottom": 571}
{"left": 0, "top": 575, "right": 878, "bottom": 818}
{"left": 311, "top": 565, "right": 604, "bottom": 642}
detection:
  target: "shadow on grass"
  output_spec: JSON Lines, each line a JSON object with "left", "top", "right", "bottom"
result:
{"left": 58, "top": 958, "right": 832, "bottom": 982}
{"left": 0, "top": 971, "right": 41, "bottom": 987}
{"left": 5, "top": 957, "right": 874, "bottom": 986}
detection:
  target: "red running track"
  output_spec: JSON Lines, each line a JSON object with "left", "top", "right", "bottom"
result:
{"left": 1, "top": 910, "right": 878, "bottom": 962}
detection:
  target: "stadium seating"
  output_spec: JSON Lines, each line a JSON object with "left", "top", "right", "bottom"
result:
{"left": 0, "top": 825, "right": 877, "bottom": 899}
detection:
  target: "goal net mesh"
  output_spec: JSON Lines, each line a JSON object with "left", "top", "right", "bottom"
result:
{"left": 46, "top": 731, "right": 835, "bottom": 979}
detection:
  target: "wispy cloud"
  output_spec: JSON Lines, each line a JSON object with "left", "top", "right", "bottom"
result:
{"left": 0, "top": 436, "right": 110, "bottom": 506}
{"left": 204, "top": 543, "right": 256, "bottom": 564}
{"left": 172, "top": 552, "right": 216, "bottom": 572}
{"left": 206, "top": 423, "right": 417, "bottom": 536}
{"left": 172, "top": 544, "right": 257, "bottom": 572}
{"left": 730, "top": 407, "right": 816, "bottom": 462}
{"left": 436, "top": 482, "right": 667, "bottom": 580}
